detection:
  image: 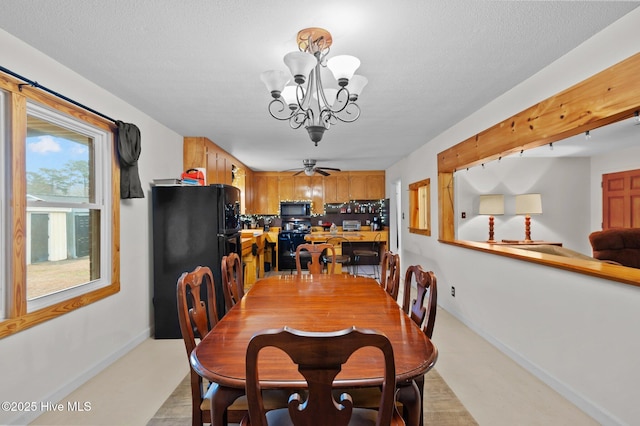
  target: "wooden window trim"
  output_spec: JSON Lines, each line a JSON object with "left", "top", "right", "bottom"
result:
{"left": 0, "top": 73, "right": 120, "bottom": 338}
{"left": 436, "top": 52, "right": 640, "bottom": 287}
{"left": 409, "top": 178, "right": 431, "bottom": 236}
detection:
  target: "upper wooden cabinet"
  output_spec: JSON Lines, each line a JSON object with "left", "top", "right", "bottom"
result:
{"left": 184, "top": 137, "right": 385, "bottom": 214}
{"left": 251, "top": 170, "right": 386, "bottom": 214}
{"left": 184, "top": 137, "right": 253, "bottom": 212}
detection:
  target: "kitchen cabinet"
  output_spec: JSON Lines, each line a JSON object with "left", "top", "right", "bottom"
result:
{"left": 183, "top": 136, "right": 252, "bottom": 212}
{"left": 349, "top": 174, "right": 368, "bottom": 200}
{"left": 279, "top": 176, "right": 294, "bottom": 201}
{"left": 250, "top": 170, "right": 385, "bottom": 214}
{"left": 323, "top": 174, "right": 350, "bottom": 204}
{"left": 293, "top": 176, "right": 311, "bottom": 199}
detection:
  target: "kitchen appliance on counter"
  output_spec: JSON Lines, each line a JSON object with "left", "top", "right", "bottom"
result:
{"left": 152, "top": 184, "right": 240, "bottom": 338}
{"left": 342, "top": 220, "right": 361, "bottom": 232}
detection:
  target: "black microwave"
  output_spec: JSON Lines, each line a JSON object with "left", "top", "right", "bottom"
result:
{"left": 280, "top": 202, "right": 311, "bottom": 217}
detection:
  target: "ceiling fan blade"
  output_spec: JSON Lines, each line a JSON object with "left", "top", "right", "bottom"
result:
{"left": 318, "top": 167, "right": 341, "bottom": 172}
{"left": 316, "top": 169, "right": 330, "bottom": 176}
{"left": 292, "top": 170, "right": 304, "bottom": 176}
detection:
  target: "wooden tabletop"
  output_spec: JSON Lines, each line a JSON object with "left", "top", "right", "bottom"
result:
{"left": 190, "top": 274, "right": 438, "bottom": 390}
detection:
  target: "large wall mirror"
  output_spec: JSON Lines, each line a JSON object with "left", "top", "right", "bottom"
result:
{"left": 437, "top": 52, "right": 640, "bottom": 286}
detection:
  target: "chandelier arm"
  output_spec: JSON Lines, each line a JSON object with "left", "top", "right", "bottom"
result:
{"left": 333, "top": 102, "right": 362, "bottom": 123}
{"left": 320, "top": 86, "right": 351, "bottom": 115}
{"left": 289, "top": 110, "right": 310, "bottom": 129}
{"left": 267, "top": 98, "right": 295, "bottom": 121}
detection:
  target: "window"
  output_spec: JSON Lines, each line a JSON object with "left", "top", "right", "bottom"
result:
{"left": 409, "top": 178, "right": 431, "bottom": 236}
{"left": 0, "top": 73, "right": 120, "bottom": 337}
{"left": 25, "top": 103, "right": 111, "bottom": 311}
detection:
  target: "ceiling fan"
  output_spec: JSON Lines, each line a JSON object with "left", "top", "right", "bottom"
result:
{"left": 291, "top": 159, "right": 341, "bottom": 176}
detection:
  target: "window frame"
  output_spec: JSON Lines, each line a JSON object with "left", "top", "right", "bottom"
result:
{"left": 0, "top": 72, "right": 120, "bottom": 338}
{"left": 25, "top": 101, "right": 112, "bottom": 312}
{"left": 408, "top": 178, "right": 431, "bottom": 236}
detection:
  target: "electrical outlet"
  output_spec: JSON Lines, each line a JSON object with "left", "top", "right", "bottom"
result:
{"left": 461, "top": 212, "right": 466, "bottom": 219}
{"left": 451, "top": 286, "right": 455, "bottom": 297}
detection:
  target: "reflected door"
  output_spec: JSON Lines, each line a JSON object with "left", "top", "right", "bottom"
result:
{"left": 602, "top": 168, "right": 640, "bottom": 229}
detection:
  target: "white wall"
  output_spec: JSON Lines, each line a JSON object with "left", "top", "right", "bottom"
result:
{"left": 387, "top": 8, "right": 640, "bottom": 426}
{"left": 0, "top": 29, "right": 183, "bottom": 425}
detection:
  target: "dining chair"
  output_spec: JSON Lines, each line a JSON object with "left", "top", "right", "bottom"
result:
{"left": 296, "top": 243, "right": 336, "bottom": 274}
{"left": 398, "top": 265, "right": 438, "bottom": 426}
{"left": 349, "top": 266, "right": 438, "bottom": 426}
{"left": 221, "top": 252, "right": 244, "bottom": 313}
{"left": 241, "top": 326, "right": 405, "bottom": 426}
{"left": 177, "top": 265, "right": 287, "bottom": 426}
{"left": 325, "top": 236, "right": 353, "bottom": 274}
{"left": 401, "top": 265, "right": 438, "bottom": 338}
{"left": 380, "top": 251, "right": 400, "bottom": 300}
{"left": 353, "top": 232, "right": 382, "bottom": 279}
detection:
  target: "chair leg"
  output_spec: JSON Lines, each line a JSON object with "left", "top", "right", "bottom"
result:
{"left": 397, "top": 379, "right": 421, "bottom": 426}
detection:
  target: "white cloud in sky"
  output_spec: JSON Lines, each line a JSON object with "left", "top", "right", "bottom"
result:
{"left": 71, "top": 144, "right": 87, "bottom": 155}
{"left": 28, "top": 136, "right": 62, "bottom": 154}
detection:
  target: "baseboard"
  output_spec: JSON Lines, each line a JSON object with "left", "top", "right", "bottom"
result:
{"left": 10, "top": 327, "right": 151, "bottom": 425}
{"left": 444, "top": 308, "right": 623, "bottom": 426}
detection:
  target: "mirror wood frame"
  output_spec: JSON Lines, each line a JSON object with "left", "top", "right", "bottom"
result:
{"left": 437, "top": 52, "right": 640, "bottom": 287}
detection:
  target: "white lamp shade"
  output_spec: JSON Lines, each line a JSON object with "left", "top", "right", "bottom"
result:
{"left": 283, "top": 51, "right": 317, "bottom": 83}
{"left": 327, "top": 55, "right": 360, "bottom": 81}
{"left": 479, "top": 194, "right": 504, "bottom": 215}
{"left": 281, "top": 85, "right": 299, "bottom": 106}
{"left": 515, "top": 193, "right": 543, "bottom": 215}
{"left": 260, "top": 70, "right": 290, "bottom": 94}
{"left": 347, "top": 75, "right": 368, "bottom": 97}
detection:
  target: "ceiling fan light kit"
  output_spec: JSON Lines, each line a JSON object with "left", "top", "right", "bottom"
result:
{"left": 291, "top": 159, "right": 341, "bottom": 176}
{"left": 260, "top": 27, "right": 367, "bottom": 146}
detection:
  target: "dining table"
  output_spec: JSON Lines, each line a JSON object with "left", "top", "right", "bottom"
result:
{"left": 190, "top": 273, "right": 438, "bottom": 426}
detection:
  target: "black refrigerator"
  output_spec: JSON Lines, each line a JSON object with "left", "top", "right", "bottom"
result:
{"left": 151, "top": 184, "right": 241, "bottom": 338}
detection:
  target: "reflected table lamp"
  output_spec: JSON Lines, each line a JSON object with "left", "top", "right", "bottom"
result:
{"left": 515, "top": 193, "right": 543, "bottom": 242}
{"left": 479, "top": 194, "right": 504, "bottom": 243}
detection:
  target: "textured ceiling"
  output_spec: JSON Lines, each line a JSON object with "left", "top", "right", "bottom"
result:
{"left": 0, "top": 1, "right": 638, "bottom": 172}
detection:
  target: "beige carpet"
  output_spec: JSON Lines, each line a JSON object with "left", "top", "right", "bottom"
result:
{"left": 148, "top": 369, "right": 478, "bottom": 425}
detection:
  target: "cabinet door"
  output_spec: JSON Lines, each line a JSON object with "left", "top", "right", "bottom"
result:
{"left": 266, "top": 176, "right": 279, "bottom": 214}
{"left": 279, "top": 176, "right": 294, "bottom": 201}
{"left": 311, "top": 176, "right": 324, "bottom": 214}
{"left": 349, "top": 175, "right": 368, "bottom": 200}
{"left": 323, "top": 176, "right": 338, "bottom": 203}
{"left": 253, "top": 175, "right": 268, "bottom": 214}
{"left": 293, "top": 176, "right": 311, "bottom": 200}
{"left": 336, "top": 175, "right": 350, "bottom": 202}
{"left": 367, "top": 174, "right": 386, "bottom": 199}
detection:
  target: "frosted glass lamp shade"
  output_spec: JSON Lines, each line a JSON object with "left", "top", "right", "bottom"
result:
{"left": 347, "top": 75, "right": 368, "bottom": 100}
{"left": 515, "top": 194, "right": 543, "bottom": 215}
{"left": 479, "top": 194, "right": 504, "bottom": 215}
{"left": 284, "top": 51, "right": 317, "bottom": 84}
{"left": 260, "top": 70, "right": 290, "bottom": 97}
{"left": 327, "top": 55, "right": 360, "bottom": 86}
{"left": 281, "top": 85, "right": 299, "bottom": 108}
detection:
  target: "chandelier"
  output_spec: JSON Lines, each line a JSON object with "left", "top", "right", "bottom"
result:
{"left": 260, "top": 27, "right": 367, "bottom": 146}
